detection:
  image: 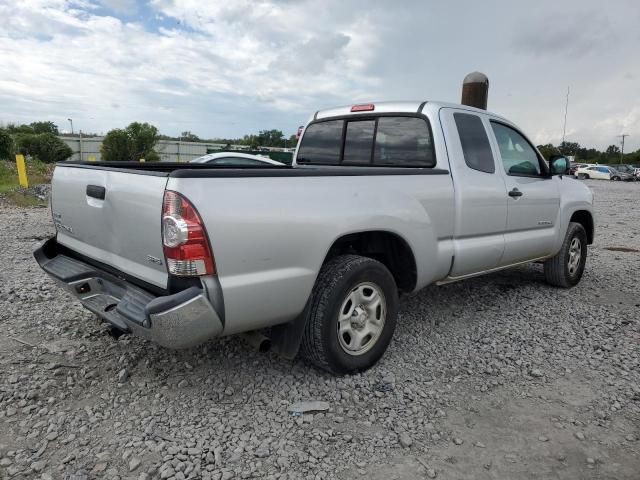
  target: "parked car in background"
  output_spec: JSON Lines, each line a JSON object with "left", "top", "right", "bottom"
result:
{"left": 612, "top": 164, "right": 638, "bottom": 180}
{"left": 569, "top": 163, "right": 588, "bottom": 176}
{"left": 609, "top": 166, "right": 635, "bottom": 181}
{"left": 190, "top": 152, "right": 284, "bottom": 166}
{"left": 576, "top": 165, "right": 633, "bottom": 181}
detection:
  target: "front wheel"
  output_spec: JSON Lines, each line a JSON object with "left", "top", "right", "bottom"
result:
{"left": 544, "top": 222, "right": 588, "bottom": 288}
{"left": 578, "top": 173, "right": 588, "bottom": 179}
{"left": 612, "top": 176, "right": 621, "bottom": 181}
{"left": 300, "top": 255, "right": 398, "bottom": 374}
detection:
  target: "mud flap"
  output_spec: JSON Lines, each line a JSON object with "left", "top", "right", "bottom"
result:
{"left": 270, "top": 299, "right": 311, "bottom": 359}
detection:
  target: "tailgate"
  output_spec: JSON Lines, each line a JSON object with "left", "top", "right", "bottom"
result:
{"left": 51, "top": 165, "right": 169, "bottom": 289}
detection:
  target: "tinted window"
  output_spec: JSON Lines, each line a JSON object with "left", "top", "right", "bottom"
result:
{"left": 343, "top": 120, "right": 375, "bottom": 164}
{"left": 374, "top": 117, "right": 434, "bottom": 167}
{"left": 296, "top": 120, "right": 342, "bottom": 164}
{"left": 453, "top": 113, "right": 494, "bottom": 173}
{"left": 491, "top": 122, "right": 541, "bottom": 176}
{"left": 298, "top": 116, "right": 436, "bottom": 167}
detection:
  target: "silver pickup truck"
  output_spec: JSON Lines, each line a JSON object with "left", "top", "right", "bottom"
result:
{"left": 35, "top": 101, "right": 594, "bottom": 374}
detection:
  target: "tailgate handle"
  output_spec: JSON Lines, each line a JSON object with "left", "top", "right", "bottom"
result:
{"left": 86, "top": 185, "right": 106, "bottom": 200}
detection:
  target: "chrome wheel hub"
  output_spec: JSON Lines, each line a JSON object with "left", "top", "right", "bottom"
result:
{"left": 568, "top": 237, "right": 582, "bottom": 276}
{"left": 337, "top": 282, "right": 386, "bottom": 356}
{"left": 351, "top": 306, "right": 368, "bottom": 329}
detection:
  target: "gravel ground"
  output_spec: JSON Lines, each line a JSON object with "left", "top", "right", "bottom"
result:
{"left": 1, "top": 179, "right": 639, "bottom": 480}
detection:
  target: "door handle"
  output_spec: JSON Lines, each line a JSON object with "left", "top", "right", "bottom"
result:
{"left": 508, "top": 188, "right": 523, "bottom": 198}
{"left": 86, "top": 185, "right": 106, "bottom": 200}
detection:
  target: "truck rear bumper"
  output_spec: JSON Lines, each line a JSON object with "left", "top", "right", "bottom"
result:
{"left": 34, "top": 237, "right": 223, "bottom": 349}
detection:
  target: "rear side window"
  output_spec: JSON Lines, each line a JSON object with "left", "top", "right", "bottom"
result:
{"left": 297, "top": 115, "right": 435, "bottom": 167}
{"left": 374, "top": 117, "right": 434, "bottom": 167}
{"left": 296, "top": 120, "right": 342, "bottom": 164}
{"left": 454, "top": 113, "right": 494, "bottom": 173}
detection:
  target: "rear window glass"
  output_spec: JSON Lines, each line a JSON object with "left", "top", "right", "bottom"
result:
{"left": 298, "top": 115, "right": 435, "bottom": 167}
{"left": 374, "top": 117, "right": 434, "bottom": 167}
{"left": 454, "top": 113, "right": 495, "bottom": 173}
{"left": 296, "top": 120, "right": 342, "bottom": 164}
{"left": 343, "top": 120, "right": 375, "bottom": 164}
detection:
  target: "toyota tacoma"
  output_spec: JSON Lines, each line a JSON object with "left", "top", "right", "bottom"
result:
{"left": 35, "top": 101, "right": 595, "bottom": 374}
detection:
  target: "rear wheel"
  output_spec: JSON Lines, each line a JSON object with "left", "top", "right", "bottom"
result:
{"left": 612, "top": 176, "right": 621, "bottom": 181}
{"left": 544, "top": 222, "right": 588, "bottom": 288}
{"left": 300, "top": 255, "right": 398, "bottom": 374}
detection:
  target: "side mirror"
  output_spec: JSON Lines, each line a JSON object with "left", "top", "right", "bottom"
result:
{"left": 549, "top": 155, "right": 569, "bottom": 175}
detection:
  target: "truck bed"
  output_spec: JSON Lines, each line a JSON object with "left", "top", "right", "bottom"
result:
{"left": 51, "top": 160, "right": 456, "bottom": 335}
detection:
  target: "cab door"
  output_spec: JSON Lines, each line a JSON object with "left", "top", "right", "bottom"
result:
{"left": 488, "top": 121, "right": 561, "bottom": 265}
{"left": 440, "top": 108, "right": 507, "bottom": 277}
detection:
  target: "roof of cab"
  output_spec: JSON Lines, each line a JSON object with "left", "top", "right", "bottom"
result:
{"left": 313, "top": 100, "right": 508, "bottom": 122}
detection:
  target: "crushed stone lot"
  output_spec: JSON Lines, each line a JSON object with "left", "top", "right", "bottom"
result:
{"left": 1, "top": 180, "right": 639, "bottom": 480}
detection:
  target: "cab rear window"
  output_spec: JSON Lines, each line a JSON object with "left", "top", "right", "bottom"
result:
{"left": 295, "top": 120, "right": 342, "bottom": 165}
{"left": 297, "top": 116, "right": 435, "bottom": 167}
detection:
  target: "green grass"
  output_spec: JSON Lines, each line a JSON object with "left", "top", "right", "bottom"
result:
{"left": 3, "top": 190, "right": 47, "bottom": 207}
{"left": 0, "top": 159, "right": 52, "bottom": 192}
{"left": 0, "top": 159, "right": 52, "bottom": 207}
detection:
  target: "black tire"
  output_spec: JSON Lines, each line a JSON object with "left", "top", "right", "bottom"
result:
{"left": 544, "top": 222, "right": 588, "bottom": 288}
{"left": 300, "top": 255, "right": 398, "bottom": 374}
{"left": 578, "top": 173, "right": 588, "bottom": 180}
{"left": 612, "top": 176, "right": 621, "bottom": 181}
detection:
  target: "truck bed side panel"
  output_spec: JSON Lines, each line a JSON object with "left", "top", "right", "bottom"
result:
{"left": 167, "top": 173, "right": 455, "bottom": 335}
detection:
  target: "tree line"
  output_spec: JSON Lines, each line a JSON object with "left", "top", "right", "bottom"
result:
{"left": 1, "top": 120, "right": 297, "bottom": 163}
{"left": 0, "top": 121, "right": 73, "bottom": 163}
{"left": 537, "top": 141, "right": 640, "bottom": 164}
{"left": 160, "top": 129, "right": 298, "bottom": 149}
{"left": 102, "top": 125, "right": 297, "bottom": 161}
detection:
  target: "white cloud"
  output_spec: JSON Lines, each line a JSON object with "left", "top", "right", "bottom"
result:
{"left": 97, "top": 0, "right": 137, "bottom": 15}
{"left": 0, "top": 0, "right": 638, "bottom": 150}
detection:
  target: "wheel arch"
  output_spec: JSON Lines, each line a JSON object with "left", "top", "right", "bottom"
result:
{"left": 270, "top": 230, "right": 417, "bottom": 359}
{"left": 570, "top": 210, "right": 594, "bottom": 244}
{"left": 321, "top": 230, "right": 418, "bottom": 293}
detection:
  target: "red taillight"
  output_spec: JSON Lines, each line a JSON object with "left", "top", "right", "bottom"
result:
{"left": 351, "top": 103, "right": 375, "bottom": 112}
{"left": 162, "top": 191, "right": 215, "bottom": 276}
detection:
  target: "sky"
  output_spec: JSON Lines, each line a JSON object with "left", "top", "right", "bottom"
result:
{"left": 0, "top": 0, "right": 639, "bottom": 151}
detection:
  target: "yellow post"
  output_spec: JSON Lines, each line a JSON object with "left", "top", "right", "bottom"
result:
{"left": 139, "top": 158, "right": 145, "bottom": 163}
{"left": 88, "top": 154, "right": 96, "bottom": 162}
{"left": 15, "top": 154, "right": 28, "bottom": 188}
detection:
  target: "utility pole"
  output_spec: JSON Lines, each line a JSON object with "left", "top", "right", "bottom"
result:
{"left": 618, "top": 134, "right": 629, "bottom": 164}
{"left": 67, "top": 118, "right": 74, "bottom": 135}
{"left": 561, "top": 86, "right": 570, "bottom": 146}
